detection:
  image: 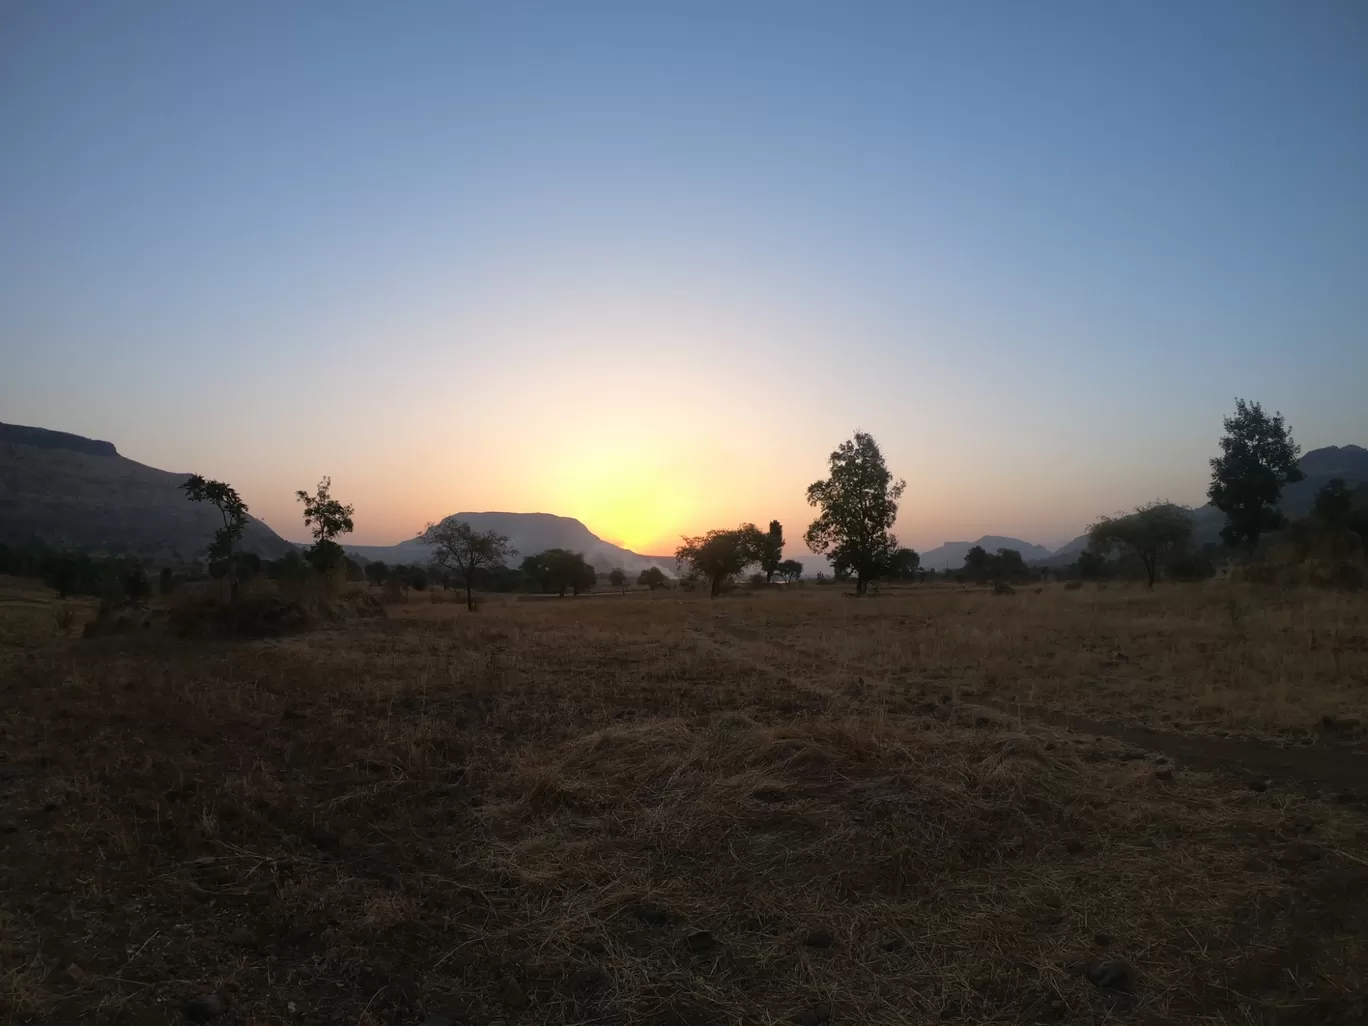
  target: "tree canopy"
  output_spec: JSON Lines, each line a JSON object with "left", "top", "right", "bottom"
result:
{"left": 522, "top": 548, "right": 596, "bottom": 596}
{"left": 1208, "top": 399, "right": 1303, "bottom": 551}
{"left": 182, "top": 474, "right": 249, "bottom": 563}
{"left": 676, "top": 524, "right": 764, "bottom": 598}
{"left": 296, "top": 477, "right": 355, "bottom": 572}
{"left": 421, "top": 519, "right": 515, "bottom": 611}
{"left": 962, "top": 545, "right": 991, "bottom": 582}
{"left": 804, "top": 432, "right": 905, "bottom": 596}
{"left": 777, "top": 558, "right": 804, "bottom": 583}
{"left": 637, "top": 566, "right": 668, "bottom": 590}
{"left": 759, "top": 520, "right": 785, "bottom": 583}
{"left": 1089, "top": 501, "right": 1194, "bottom": 588}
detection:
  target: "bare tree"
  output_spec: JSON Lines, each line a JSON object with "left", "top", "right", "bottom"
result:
{"left": 420, "top": 519, "right": 515, "bottom": 611}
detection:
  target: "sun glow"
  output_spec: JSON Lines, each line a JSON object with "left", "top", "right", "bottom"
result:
{"left": 541, "top": 436, "right": 696, "bottom": 555}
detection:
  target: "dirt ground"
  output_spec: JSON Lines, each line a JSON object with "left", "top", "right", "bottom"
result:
{"left": 2, "top": 580, "right": 1367, "bottom": 1025}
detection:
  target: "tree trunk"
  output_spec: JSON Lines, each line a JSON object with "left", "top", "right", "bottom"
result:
{"left": 710, "top": 574, "right": 722, "bottom": 598}
{"left": 856, "top": 576, "right": 867, "bottom": 596}
{"left": 466, "top": 578, "right": 475, "bottom": 612}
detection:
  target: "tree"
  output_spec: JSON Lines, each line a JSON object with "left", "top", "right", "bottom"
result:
{"left": 1208, "top": 399, "right": 1303, "bottom": 551}
{"left": 296, "top": 477, "right": 355, "bottom": 573}
{"left": 760, "top": 520, "right": 785, "bottom": 583}
{"left": 183, "top": 474, "right": 250, "bottom": 597}
{"left": 421, "top": 519, "right": 515, "bottom": 611}
{"left": 676, "top": 524, "right": 765, "bottom": 598}
{"left": 364, "top": 560, "right": 388, "bottom": 588}
{"left": 987, "top": 548, "right": 1027, "bottom": 583}
{"left": 609, "top": 568, "right": 627, "bottom": 593}
{"left": 183, "top": 475, "right": 249, "bottom": 562}
{"left": 1089, "top": 501, "right": 1194, "bottom": 588}
{"left": 777, "top": 558, "right": 804, "bottom": 583}
{"left": 637, "top": 566, "right": 668, "bottom": 590}
{"left": 1312, "top": 478, "right": 1355, "bottom": 531}
{"left": 804, "top": 432, "right": 906, "bottom": 596}
{"left": 962, "top": 545, "right": 991, "bottom": 583}
{"left": 1076, "top": 549, "right": 1108, "bottom": 580}
{"left": 887, "top": 547, "right": 920, "bottom": 580}
{"left": 523, "top": 549, "right": 596, "bottom": 596}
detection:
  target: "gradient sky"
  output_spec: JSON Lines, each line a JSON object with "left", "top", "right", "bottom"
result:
{"left": 3, "top": 2, "right": 1366, "bottom": 555}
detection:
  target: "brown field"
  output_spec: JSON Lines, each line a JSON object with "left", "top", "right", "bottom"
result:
{"left": 3, "top": 579, "right": 1368, "bottom": 1025}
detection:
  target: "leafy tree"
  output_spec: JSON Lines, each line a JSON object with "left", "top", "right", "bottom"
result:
{"left": 1312, "top": 478, "right": 1355, "bottom": 531}
{"left": 364, "top": 560, "right": 388, "bottom": 587}
{"left": 609, "top": 568, "right": 627, "bottom": 593}
{"left": 421, "top": 519, "right": 515, "bottom": 611}
{"left": 804, "top": 432, "right": 905, "bottom": 596}
{"left": 183, "top": 474, "right": 251, "bottom": 596}
{"left": 962, "top": 545, "right": 991, "bottom": 583}
{"left": 760, "top": 520, "right": 785, "bottom": 583}
{"left": 637, "top": 566, "right": 668, "bottom": 590}
{"left": 676, "top": 524, "right": 765, "bottom": 598}
{"left": 777, "top": 558, "right": 804, "bottom": 583}
{"left": 182, "top": 474, "right": 249, "bottom": 562}
{"left": 522, "top": 549, "right": 596, "bottom": 596}
{"left": 1076, "top": 549, "right": 1108, "bottom": 580}
{"left": 1089, "top": 501, "right": 1195, "bottom": 588}
{"left": 987, "top": 548, "right": 1027, "bottom": 583}
{"left": 1208, "top": 399, "right": 1303, "bottom": 551}
{"left": 296, "top": 477, "right": 355, "bottom": 572}
{"left": 409, "top": 568, "right": 429, "bottom": 590}
{"left": 887, "top": 547, "right": 920, "bottom": 580}
{"left": 158, "top": 567, "right": 176, "bottom": 596}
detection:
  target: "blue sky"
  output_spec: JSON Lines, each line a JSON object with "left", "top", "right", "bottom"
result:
{"left": 2, "top": 1, "right": 1365, "bottom": 552}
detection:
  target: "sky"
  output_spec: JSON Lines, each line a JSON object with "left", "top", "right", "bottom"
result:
{"left": 2, "top": 1, "right": 1366, "bottom": 555}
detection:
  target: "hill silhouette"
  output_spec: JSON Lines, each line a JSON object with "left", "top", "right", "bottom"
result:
{"left": 0, "top": 422, "right": 295, "bottom": 560}
{"left": 1041, "top": 444, "right": 1368, "bottom": 565}
{"left": 919, "top": 536, "right": 1053, "bottom": 571}
{"left": 346, "top": 512, "right": 676, "bottom": 575}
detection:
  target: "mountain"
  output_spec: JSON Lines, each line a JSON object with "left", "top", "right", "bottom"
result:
{"left": 0, "top": 422, "right": 296, "bottom": 560}
{"left": 345, "top": 512, "right": 677, "bottom": 575}
{"left": 1039, "top": 444, "right": 1368, "bottom": 566}
{"left": 920, "top": 535, "right": 1054, "bottom": 571}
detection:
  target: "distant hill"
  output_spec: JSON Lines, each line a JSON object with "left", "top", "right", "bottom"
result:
{"left": 0, "top": 422, "right": 296, "bottom": 561}
{"left": 1039, "top": 444, "right": 1368, "bottom": 566}
{"left": 346, "top": 511, "right": 677, "bottom": 575}
{"left": 920, "top": 535, "right": 1053, "bottom": 571}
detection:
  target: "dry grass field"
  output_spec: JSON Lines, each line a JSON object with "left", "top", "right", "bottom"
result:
{"left": 3, "top": 579, "right": 1368, "bottom": 1025}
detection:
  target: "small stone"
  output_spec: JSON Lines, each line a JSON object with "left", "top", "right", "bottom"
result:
{"left": 1093, "top": 933, "right": 1113, "bottom": 948}
{"left": 804, "top": 929, "right": 835, "bottom": 949}
{"left": 795, "top": 1002, "right": 832, "bottom": 1025}
{"left": 423, "top": 1017, "right": 454, "bottom": 1026}
{"left": 229, "top": 926, "right": 258, "bottom": 949}
{"left": 0, "top": 821, "right": 17, "bottom": 834}
{"left": 502, "top": 978, "right": 527, "bottom": 1011}
{"left": 184, "top": 993, "right": 225, "bottom": 1022}
{"left": 1154, "top": 768, "right": 1173, "bottom": 782}
{"left": 1247, "top": 778, "right": 1269, "bottom": 793}
{"left": 878, "top": 934, "right": 904, "bottom": 952}
{"left": 686, "top": 929, "right": 716, "bottom": 954}
{"left": 1064, "top": 839, "right": 1086, "bottom": 855}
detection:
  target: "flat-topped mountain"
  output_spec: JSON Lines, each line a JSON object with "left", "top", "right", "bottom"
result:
{"left": 0, "top": 422, "right": 295, "bottom": 560}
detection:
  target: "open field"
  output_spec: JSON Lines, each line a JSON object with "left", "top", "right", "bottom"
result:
{"left": 3, "top": 581, "right": 1368, "bottom": 1024}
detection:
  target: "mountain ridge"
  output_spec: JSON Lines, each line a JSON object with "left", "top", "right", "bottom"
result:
{"left": 1038, "top": 444, "right": 1368, "bottom": 566}
{"left": 0, "top": 422, "right": 296, "bottom": 559}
